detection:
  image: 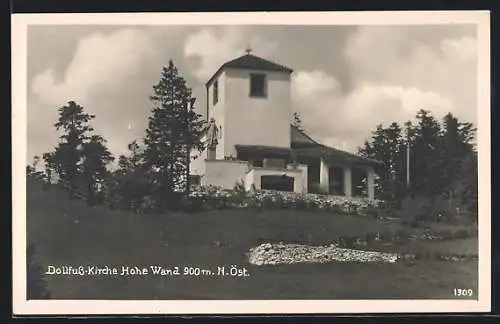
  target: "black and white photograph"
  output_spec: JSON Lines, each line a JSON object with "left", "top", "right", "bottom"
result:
{"left": 12, "top": 11, "right": 491, "bottom": 315}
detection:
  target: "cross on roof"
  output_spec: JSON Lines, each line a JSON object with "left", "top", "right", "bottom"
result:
{"left": 245, "top": 46, "right": 252, "bottom": 55}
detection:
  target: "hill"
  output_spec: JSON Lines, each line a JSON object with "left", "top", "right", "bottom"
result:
{"left": 26, "top": 177, "right": 478, "bottom": 299}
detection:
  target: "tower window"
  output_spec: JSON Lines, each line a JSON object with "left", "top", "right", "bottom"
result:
{"left": 250, "top": 73, "right": 267, "bottom": 98}
{"left": 213, "top": 80, "right": 219, "bottom": 105}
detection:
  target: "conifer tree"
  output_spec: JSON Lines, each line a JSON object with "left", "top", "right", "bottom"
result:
{"left": 142, "top": 60, "right": 205, "bottom": 209}
{"left": 81, "top": 135, "right": 114, "bottom": 205}
{"left": 50, "top": 101, "right": 95, "bottom": 196}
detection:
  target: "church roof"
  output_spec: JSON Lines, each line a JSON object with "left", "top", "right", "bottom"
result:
{"left": 200, "top": 123, "right": 381, "bottom": 166}
{"left": 206, "top": 53, "right": 294, "bottom": 87}
{"left": 290, "top": 124, "right": 321, "bottom": 146}
{"left": 290, "top": 125, "right": 382, "bottom": 166}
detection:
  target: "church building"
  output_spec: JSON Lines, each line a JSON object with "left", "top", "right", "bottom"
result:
{"left": 190, "top": 51, "right": 380, "bottom": 200}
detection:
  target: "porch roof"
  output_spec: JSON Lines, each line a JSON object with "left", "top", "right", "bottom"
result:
{"left": 290, "top": 125, "right": 382, "bottom": 166}
{"left": 292, "top": 143, "right": 381, "bottom": 166}
{"left": 235, "top": 143, "right": 381, "bottom": 166}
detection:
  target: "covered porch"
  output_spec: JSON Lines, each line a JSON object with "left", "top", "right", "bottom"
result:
{"left": 292, "top": 144, "right": 379, "bottom": 200}
{"left": 232, "top": 142, "right": 379, "bottom": 199}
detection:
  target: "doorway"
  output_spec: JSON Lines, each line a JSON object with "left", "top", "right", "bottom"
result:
{"left": 261, "top": 175, "right": 295, "bottom": 192}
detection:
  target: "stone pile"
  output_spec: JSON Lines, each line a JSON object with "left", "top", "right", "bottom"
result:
{"left": 247, "top": 243, "right": 398, "bottom": 266}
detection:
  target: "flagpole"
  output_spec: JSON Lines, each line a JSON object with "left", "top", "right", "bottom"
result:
{"left": 406, "top": 142, "right": 410, "bottom": 188}
{"left": 406, "top": 133, "right": 411, "bottom": 189}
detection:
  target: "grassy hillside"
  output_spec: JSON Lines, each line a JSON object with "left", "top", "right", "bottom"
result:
{"left": 26, "top": 178, "right": 478, "bottom": 300}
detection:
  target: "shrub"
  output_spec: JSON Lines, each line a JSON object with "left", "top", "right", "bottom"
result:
{"left": 398, "top": 196, "right": 434, "bottom": 226}
{"left": 27, "top": 242, "right": 51, "bottom": 299}
{"left": 186, "top": 185, "right": 385, "bottom": 215}
{"left": 294, "top": 197, "right": 307, "bottom": 211}
{"left": 261, "top": 195, "right": 275, "bottom": 210}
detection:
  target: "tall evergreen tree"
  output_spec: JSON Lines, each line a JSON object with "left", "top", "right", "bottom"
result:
{"left": 43, "top": 101, "right": 114, "bottom": 202}
{"left": 81, "top": 135, "right": 114, "bottom": 205}
{"left": 359, "top": 123, "right": 405, "bottom": 204}
{"left": 411, "top": 109, "right": 442, "bottom": 196}
{"left": 110, "top": 140, "right": 150, "bottom": 210}
{"left": 360, "top": 110, "right": 477, "bottom": 213}
{"left": 51, "top": 101, "right": 95, "bottom": 196}
{"left": 142, "top": 60, "right": 205, "bottom": 209}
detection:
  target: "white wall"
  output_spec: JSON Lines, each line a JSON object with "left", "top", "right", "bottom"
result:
{"left": 223, "top": 68, "right": 292, "bottom": 157}
{"left": 204, "top": 159, "right": 249, "bottom": 189}
{"left": 207, "top": 72, "right": 227, "bottom": 159}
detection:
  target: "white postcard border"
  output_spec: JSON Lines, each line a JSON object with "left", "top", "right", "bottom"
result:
{"left": 12, "top": 10, "right": 491, "bottom": 315}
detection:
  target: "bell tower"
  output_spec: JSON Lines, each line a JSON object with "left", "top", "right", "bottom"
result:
{"left": 205, "top": 51, "right": 294, "bottom": 159}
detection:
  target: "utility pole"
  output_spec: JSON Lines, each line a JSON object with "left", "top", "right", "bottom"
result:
{"left": 406, "top": 141, "right": 410, "bottom": 188}
{"left": 186, "top": 97, "right": 196, "bottom": 198}
{"left": 406, "top": 127, "right": 411, "bottom": 189}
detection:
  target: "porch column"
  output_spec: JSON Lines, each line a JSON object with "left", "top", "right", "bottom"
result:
{"left": 366, "top": 166, "right": 375, "bottom": 200}
{"left": 343, "top": 167, "right": 352, "bottom": 198}
{"left": 320, "top": 158, "right": 329, "bottom": 193}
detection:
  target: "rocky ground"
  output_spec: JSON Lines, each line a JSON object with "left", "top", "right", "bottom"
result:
{"left": 248, "top": 242, "right": 398, "bottom": 265}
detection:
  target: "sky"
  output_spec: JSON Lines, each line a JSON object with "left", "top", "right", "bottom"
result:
{"left": 27, "top": 24, "right": 478, "bottom": 163}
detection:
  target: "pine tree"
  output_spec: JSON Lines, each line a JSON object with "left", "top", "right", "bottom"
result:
{"left": 81, "top": 135, "right": 114, "bottom": 205}
{"left": 43, "top": 101, "right": 114, "bottom": 202}
{"left": 50, "top": 101, "right": 95, "bottom": 196}
{"left": 142, "top": 60, "right": 205, "bottom": 209}
{"left": 358, "top": 123, "right": 406, "bottom": 205}
{"left": 110, "top": 140, "right": 150, "bottom": 210}
{"left": 412, "top": 109, "right": 442, "bottom": 196}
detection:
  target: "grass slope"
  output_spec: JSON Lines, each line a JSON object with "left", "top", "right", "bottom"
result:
{"left": 26, "top": 178, "right": 478, "bottom": 300}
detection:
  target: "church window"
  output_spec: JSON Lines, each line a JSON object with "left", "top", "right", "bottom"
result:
{"left": 213, "top": 80, "right": 219, "bottom": 105}
{"left": 250, "top": 73, "right": 267, "bottom": 98}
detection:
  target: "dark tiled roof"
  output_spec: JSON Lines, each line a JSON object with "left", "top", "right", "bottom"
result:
{"left": 290, "top": 125, "right": 320, "bottom": 146}
{"left": 293, "top": 144, "right": 381, "bottom": 166}
{"left": 206, "top": 54, "right": 294, "bottom": 87}
{"left": 290, "top": 125, "right": 381, "bottom": 166}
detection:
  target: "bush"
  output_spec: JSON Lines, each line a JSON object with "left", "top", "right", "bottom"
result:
{"left": 398, "top": 196, "right": 434, "bottom": 226}
{"left": 185, "top": 185, "right": 384, "bottom": 215}
{"left": 27, "top": 242, "right": 51, "bottom": 299}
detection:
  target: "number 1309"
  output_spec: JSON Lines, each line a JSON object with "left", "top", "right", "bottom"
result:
{"left": 453, "top": 288, "right": 474, "bottom": 297}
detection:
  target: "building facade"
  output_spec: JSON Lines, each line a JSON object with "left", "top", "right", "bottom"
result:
{"left": 190, "top": 52, "right": 380, "bottom": 199}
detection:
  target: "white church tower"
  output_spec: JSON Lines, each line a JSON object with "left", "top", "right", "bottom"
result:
{"left": 204, "top": 49, "right": 294, "bottom": 159}
{"left": 191, "top": 50, "right": 377, "bottom": 199}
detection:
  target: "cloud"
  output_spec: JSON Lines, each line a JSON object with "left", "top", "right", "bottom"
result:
{"left": 183, "top": 26, "right": 278, "bottom": 82}
{"left": 31, "top": 29, "right": 159, "bottom": 106}
{"left": 293, "top": 70, "right": 340, "bottom": 97}
{"left": 26, "top": 24, "right": 478, "bottom": 162}
{"left": 290, "top": 26, "right": 477, "bottom": 153}
{"left": 292, "top": 70, "right": 454, "bottom": 151}
{"left": 28, "top": 28, "right": 164, "bottom": 162}
{"left": 440, "top": 36, "right": 477, "bottom": 62}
